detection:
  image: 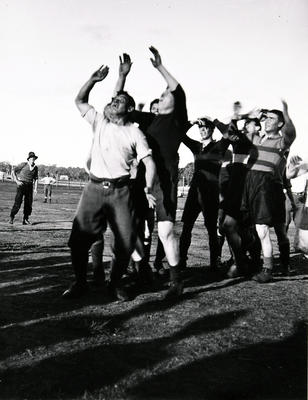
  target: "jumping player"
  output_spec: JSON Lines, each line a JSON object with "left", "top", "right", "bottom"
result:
{"left": 179, "top": 118, "right": 229, "bottom": 272}
{"left": 115, "top": 47, "right": 188, "bottom": 299}
{"left": 63, "top": 62, "right": 156, "bottom": 299}
{"left": 242, "top": 100, "right": 296, "bottom": 283}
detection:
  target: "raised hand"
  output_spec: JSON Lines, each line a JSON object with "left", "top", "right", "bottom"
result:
{"left": 281, "top": 99, "right": 288, "bottom": 114}
{"left": 248, "top": 108, "right": 262, "bottom": 119}
{"left": 119, "top": 53, "right": 132, "bottom": 77}
{"left": 137, "top": 102, "right": 145, "bottom": 111}
{"left": 232, "top": 101, "right": 242, "bottom": 119}
{"left": 228, "top": 134, "right": 240, "bottom": 142}
{"left": 149, "top": 46, "right": 162, "bottom": 68}
{"left": 289, "top": 155, "right": 302, "bottom": 166}
{"left": 90, "top": 65, "right": 109, "bottom": 82}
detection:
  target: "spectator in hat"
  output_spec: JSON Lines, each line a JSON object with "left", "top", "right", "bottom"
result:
{"left": 9, "top": 151, "right": 38, "bottom": 225}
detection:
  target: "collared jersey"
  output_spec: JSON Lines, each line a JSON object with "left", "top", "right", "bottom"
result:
{"left": 247, "top": 129, "right": 295, "bottom": 174}
{"left": 82, "top": 106, "right": 152, "bottom": 179}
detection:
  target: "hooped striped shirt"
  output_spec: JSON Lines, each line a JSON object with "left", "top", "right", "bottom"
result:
{"left": 247, "top": 128, "right": 296, "bottom": 174}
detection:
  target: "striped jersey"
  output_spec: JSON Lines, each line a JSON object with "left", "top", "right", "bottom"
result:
{"left": 247, "top": 129, "right": 295, "bottom": 174}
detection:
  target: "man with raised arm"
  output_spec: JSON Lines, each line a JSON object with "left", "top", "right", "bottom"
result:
{"left": 62, "top": 62, "right": 156, "bottom": 299}
{"left": 115, "top": 47, "right": 188, "bottom": 299}
{"left": 179, "top": 118, "right": 230, "bottom": 273}
{"left": 242, "top": 100, "right": 296, "bottom": 283}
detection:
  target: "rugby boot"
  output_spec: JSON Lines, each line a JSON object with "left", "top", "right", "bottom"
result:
{"left": 252, "top": 268, "right": 273, "bottom": 283}
{"left": 164, "top": 280, "right": 184, "bottom": 301}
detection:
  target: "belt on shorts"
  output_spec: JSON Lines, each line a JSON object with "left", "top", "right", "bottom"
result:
{"left": 90, "top": 175, "right": 130, "bottom": 189}
{"left": 293, "top": 191, "right": 305, "bottom": 196}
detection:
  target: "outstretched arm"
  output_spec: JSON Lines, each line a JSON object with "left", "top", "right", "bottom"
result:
{"left": 149, "top": 46, "right": 178, "bottom": 90}
{"left": 75, "top": 65, "right": 109, "bottom": 115}
{"left": 212, "top": 118, "right": 230, "bottom": 139}
{"left": 281, "top": 99, "right": 296, "bottom": 149}
{"left": 182, "top": 121, "right": 200, "bottom": 154}
{"left": 113, "top": 53, "right": 133, "bottom": 96}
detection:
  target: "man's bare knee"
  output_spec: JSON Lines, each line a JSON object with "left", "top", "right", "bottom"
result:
{"left": 222, "top": 216, "right": 237, "bottom": 234}
{"left": 158, "top": 221, "right": 174, "bottom": 243}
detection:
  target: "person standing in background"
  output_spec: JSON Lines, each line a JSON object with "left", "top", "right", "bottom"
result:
{"left": 9, "top": 151, "right": 38, "bottom": 225}
{"left": 41, "top": 172, "right": 56, "bottom": 203}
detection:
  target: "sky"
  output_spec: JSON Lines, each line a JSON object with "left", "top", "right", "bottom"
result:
{"left": 0, "top": 0, "right": 307, "bottom": 168}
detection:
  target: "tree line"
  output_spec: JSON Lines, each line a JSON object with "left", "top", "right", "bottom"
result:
{"left": 0, "top": 162, "right": 89, "bottom": 181}
{"left": 0, "top": 161, "right": 194, "bottom": 185}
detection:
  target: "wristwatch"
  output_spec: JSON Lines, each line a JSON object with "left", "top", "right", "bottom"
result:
{"left": 144, "top": 187, "right": 152, "bottom": 194}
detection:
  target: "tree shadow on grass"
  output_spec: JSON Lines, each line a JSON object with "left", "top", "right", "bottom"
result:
{"left": 128, "top": 320, "right": 307, "bottom": 400}
{"left": 0, "top": 310, "right": 248, "bottom": 399}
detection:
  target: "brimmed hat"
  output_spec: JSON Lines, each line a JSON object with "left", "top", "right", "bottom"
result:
{"left": 27, "top": 151, "right": 38, "bottom": 160}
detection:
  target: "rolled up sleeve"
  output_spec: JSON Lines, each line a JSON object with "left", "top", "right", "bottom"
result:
{"left": 134, "top": 129, "right": 152, "bottom": 162}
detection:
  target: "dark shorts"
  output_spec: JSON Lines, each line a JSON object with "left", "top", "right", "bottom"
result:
{"left": 153, "top": 174, "right": 178, "bottom": 222}
{"left": 181, "top": 177, "right": 219, "bottom": 223}
{"left": 241, "top": 170, "right": 286, "bottom": 226}
{"left": 219, "top": 165, "right": 230, "bottom": 203}
{"left": 221, "top": 163, "right": 248, "bottom": 220}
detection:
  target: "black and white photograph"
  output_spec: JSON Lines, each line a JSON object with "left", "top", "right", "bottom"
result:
{"left": 0, "top": 0, "right": 307, "bottom": 399}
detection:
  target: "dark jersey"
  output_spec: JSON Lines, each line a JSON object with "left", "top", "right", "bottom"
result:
{"left": 131, "top": 84, "right": 188, "bottom": 181}
{"left": 14, "top": 162, "right": 38, "bottom": 183}
{"left": 182, "top": 135, "right": 229, "bottom": 183}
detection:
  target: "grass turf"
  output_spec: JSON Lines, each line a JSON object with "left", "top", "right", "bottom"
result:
{"left": 0, "top": 181, "right": 307, "bottom": 399}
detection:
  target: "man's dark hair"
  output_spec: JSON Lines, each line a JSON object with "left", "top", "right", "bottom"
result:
{"left": 150, "top": 98, "right": 159, "bottom": 111}
{"left": 244, "top": 118, "right": 261, "bottom": 130}
{"left": 268, "top": 109, "right": 285, "bottom": 127}
{"left": 197, "top": 118, "right": 215, "bottom": 132}
{"left": 116, "top": 90, "right": 136, "bottom": 111}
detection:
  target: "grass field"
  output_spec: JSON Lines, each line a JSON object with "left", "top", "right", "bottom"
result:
{"left": 0, "top": 181, "right": 307, "bottom": 400}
